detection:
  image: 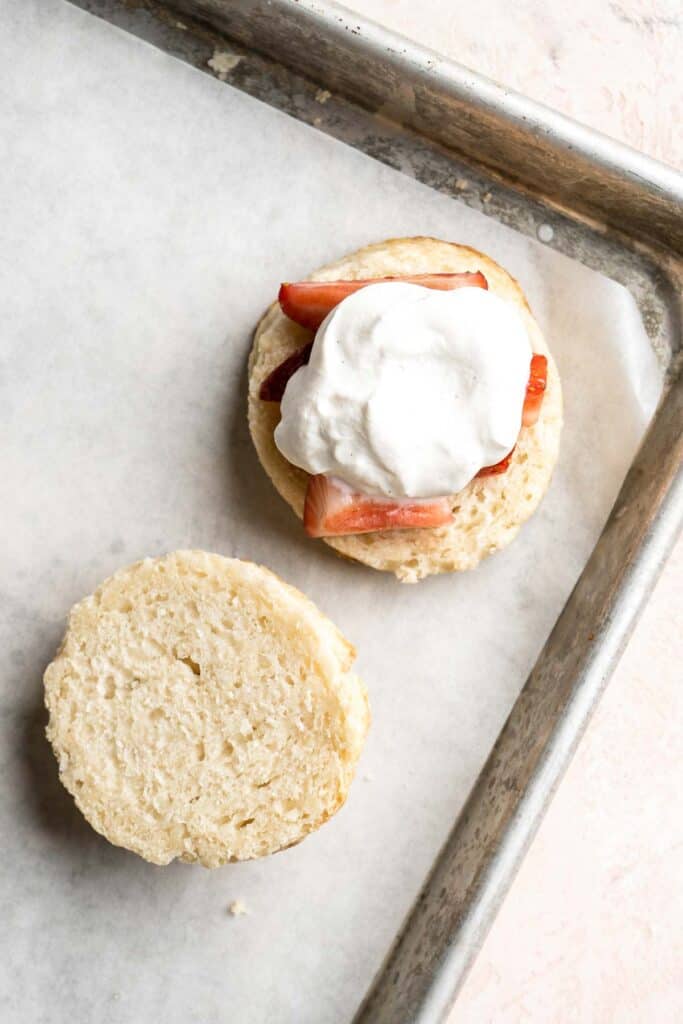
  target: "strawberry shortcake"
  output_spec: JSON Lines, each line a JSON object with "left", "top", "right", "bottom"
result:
{"left": 248, "top": 237, "right": 562, "bottom": 582}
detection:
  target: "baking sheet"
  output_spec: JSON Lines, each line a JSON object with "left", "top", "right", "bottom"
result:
{"left": 0, "top": 2, "right": 664, "bottom": 1022}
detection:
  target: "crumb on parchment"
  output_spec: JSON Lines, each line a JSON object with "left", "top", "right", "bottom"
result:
{"left": 228, "top": 900, "right": 249, "bottom": 917}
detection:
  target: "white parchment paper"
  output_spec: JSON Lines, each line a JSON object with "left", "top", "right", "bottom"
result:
{"left": 0, "top": 2, "right": 663, "bottom": 1022}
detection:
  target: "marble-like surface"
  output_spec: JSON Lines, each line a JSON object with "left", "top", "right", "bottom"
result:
{"left": 344, "top": 2, "right": 683, "bottom": 1021}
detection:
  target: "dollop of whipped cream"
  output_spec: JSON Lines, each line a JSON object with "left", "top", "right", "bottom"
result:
{"left": 274, "top": 282, "right": 532, "bottom": 499}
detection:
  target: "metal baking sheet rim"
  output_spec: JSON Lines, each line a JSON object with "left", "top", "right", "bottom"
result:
{"left": 65, "top": 1, "right": 683, "bottom": 1021}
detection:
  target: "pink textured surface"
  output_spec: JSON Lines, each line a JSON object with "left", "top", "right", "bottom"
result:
{"left": 345, "top": 0, "right": 682, "bottom": 169}
{"left": 456, "top": 542, "right": 683, "bottom": 1022}
{"left": 341, "top": 2, "right": 683, "bottom": 1019}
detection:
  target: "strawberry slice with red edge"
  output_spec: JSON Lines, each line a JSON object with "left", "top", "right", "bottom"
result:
{"left": 303, "top": 475, "right": 453, "bottom": 538}
{"left": 259, "top": 341, "right": 314, "bottom": 402}
{"left": 279, "top": 271, "right": 488, "bottom": 330}
{"left": 477, "top": 354, "right": 548, "bottom": 475}
{"left": 521, "top": 354, "right": 548, "bottom": 427}
{"left": 477, "top": 451, "right": 513, "bottom": 477}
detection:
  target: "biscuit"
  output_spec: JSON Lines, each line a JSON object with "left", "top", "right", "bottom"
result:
{"left": 249, "top": 237, "right": 563, "bottom": 582}
{"left": 44, "top": 551, "right": 369, "bottom": 866}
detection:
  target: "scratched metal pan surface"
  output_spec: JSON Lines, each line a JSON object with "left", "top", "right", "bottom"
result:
{"left": 67, "top": 1, "right": 683, "bottom": 1020}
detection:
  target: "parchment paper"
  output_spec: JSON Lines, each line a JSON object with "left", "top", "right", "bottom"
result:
{"left": 0, "top": 2, "right": 663, "bottom": 1022}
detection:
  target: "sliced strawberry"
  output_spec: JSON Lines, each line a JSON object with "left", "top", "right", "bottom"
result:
{"left": 477, "top": 450, "right": 514, "bottom": 477}
{"left": 279, "top": 271, "right": 488, "bottom": 330}
{"left": 303, "top": 475, "right": 453, "bottom": 538}
{"left": 261, "top": 271, "right": 488, "bottom": 401}
{"left": 522, "top": 354, "right": 548, "bottom": 427}
{"left": 259, "top": 341, "right": 314, "bottom": 402}
{"left": 476, "top": 355, "right": 547, "bottom": 476}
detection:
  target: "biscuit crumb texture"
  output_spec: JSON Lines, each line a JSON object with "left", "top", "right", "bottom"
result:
{"left": 44, "top": 551, "right": 369, "bottom": 867}
{"left": 228, "top": 900, "right": 249, "bottom": 917}
{"left": 248, "top": 237, "right": 563, "bottom": 582}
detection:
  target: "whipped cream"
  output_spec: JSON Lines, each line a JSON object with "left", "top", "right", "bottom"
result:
{"left": 274, "top": 282, "right": 532, "bottom": 499}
